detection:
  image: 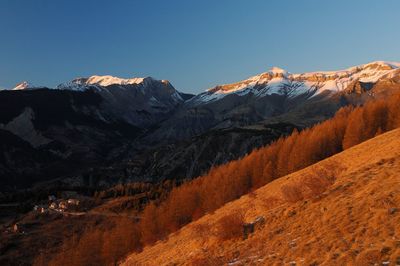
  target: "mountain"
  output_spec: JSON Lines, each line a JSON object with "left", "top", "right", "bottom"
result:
{"left": 13, "top": 75, "right": 191, "bottom": 127}
{"left": 123, "top": 128, "right": 400, "bottom": 266}
{"left": 0, "top": 76, "right": 190, "bottom": 190}
{"left": 1, "top": 61, "right": 400, "bottom": 191}
{"left": 189, "top": 61, "right": 400, "bottom": 104}
{"left": 145, "top": 61, "right": 400, "bottom": 143}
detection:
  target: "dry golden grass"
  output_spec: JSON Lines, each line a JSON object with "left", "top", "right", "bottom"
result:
{"left": 123, "top": 128, "right": 400, "bottom": 266}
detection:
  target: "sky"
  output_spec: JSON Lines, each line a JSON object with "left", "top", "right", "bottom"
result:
{"left": 0, "top": 0, "right": 399, "bottom": 93}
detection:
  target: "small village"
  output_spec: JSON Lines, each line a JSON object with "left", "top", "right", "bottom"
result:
{"left": 2, "top": 195, "right": 83, "bottom": 235}
{"left": 32, "top": 195, "right": 81, "bottom": 214}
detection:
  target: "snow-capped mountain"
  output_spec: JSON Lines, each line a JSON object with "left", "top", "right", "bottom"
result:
{"left": 12, "top": 75, "right": 189, "bottom": 103}
{"left": 189, "top": 61, "right": 400, "bottom": 105}
{"left": 12, "top": 81, "right": 42, "bottom": 90}
{"left": 56, "top": 75, "right": 163, "bottom": 91}
{"left": 56, "top": 75, "right": 193, "bottom": 127}
{"left": 148, "top": 61, "right": 400, "bottom": 143}
{"left": 7, "top": 75, "right": 191, "bottom": 127}
{"left": 0, "top": 74, "right": 192, "bottom": 190}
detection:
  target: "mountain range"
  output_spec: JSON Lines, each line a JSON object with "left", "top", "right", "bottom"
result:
{"left": 1, "top": 61, "right": 400, "bottom": 192}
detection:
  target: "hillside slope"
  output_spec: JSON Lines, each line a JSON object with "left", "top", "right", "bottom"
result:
{"left": 123, "top": 128, "right": 400, "bottom": 265}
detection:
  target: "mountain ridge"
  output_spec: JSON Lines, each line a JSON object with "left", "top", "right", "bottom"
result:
{"left": 2, "top": 60, "right": 400, "bottom": 191}
{"left": 188, "top": 61, "right": 400, "bottom": 105}
{"left": 9, "top": 61, "right": 400, "bottom": 95}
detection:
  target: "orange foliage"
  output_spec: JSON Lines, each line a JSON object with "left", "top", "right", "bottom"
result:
{"left": 137, "top": 92, "right": 400, "bottom": 248}
{"left": 36, "top": 218, "right": 141, "bottom": 266}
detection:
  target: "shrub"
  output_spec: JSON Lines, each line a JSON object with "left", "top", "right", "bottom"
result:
{"left": 303, "top": 175, "right": 331, "bottom": 197}
{"left": 192, "top": 223, "right": 211, "bottom": 237}
{"left": 281, "top": 184, "right": 304, "bottom": 203}
{"left": 217, "top": 212, "right": 245, "bottom": 240}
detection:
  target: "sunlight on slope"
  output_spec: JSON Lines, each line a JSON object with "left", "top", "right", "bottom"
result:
{"left": 123, "top": 128, "right": 400, "bottom": 266}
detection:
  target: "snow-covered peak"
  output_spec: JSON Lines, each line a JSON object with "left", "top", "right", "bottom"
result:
{"left": 56, "top": 75, "right": 155, "bottom": 91}
{"left": 84, "top": 75, "right": 146, "bottom": 87}
{"left": 294, "top": 61, "right": 399, "bottom": 78}
{"left": 269, "top": 66, "right": 288, "bottom": 76}
{"left": 55, "top": 75, "right": 183, "bottom": 104}
{"left": 357, "top": 61, "right": 400, "bottom": 70}
{"left": 12, "top": 81, "right": 37, "bottom": 90}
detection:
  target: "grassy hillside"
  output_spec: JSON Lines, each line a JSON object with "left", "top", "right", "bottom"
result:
{"left": 123, "top": 128, "right": 400, "bottom": 265}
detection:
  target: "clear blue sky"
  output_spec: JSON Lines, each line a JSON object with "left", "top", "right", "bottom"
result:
{"left": 1, "top": 0, "right": 399, "bottom": 93}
